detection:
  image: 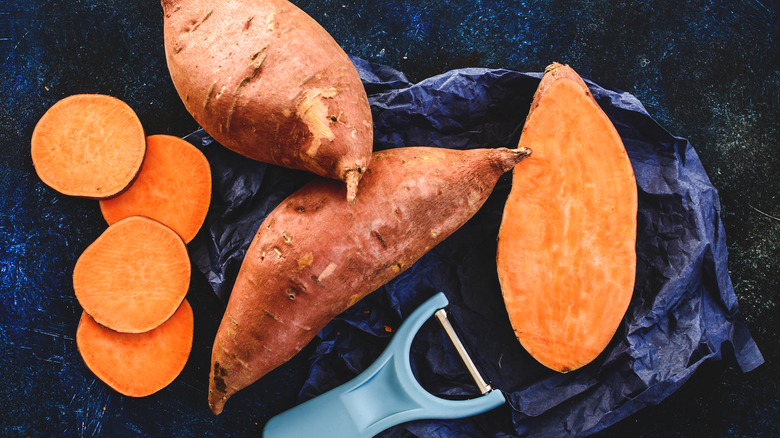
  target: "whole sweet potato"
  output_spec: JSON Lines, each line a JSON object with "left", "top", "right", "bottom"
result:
{"left": 162, "top": 0, "right": 373, "bottom": 201}
{"left": 209, "top": 145, "right": 532, "bottom": 414}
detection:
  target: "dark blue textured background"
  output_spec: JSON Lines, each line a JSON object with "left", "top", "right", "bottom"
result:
{"left": 0, "top": 1, "right": 776, "bottom": 437}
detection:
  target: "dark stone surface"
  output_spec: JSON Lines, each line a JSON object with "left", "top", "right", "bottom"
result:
{"left": 0, "top": 0, "right": 776, "bottom": 436}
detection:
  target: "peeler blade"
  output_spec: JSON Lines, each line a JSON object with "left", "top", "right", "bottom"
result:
{"left": 434, "top": 308, "right": 493, "bottom": 394}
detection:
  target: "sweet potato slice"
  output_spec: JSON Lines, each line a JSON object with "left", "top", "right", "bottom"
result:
{"left": 73, "top": 216, "right": 191, "bottom": 333}
{"left": 76, "top": 299, "right": 194, "bottom": 397}
{"left": 496, "top": 63, "right": 637, "bottom": 373}
{"left": 208, "top": 145, "right": 532, "bottom": 414}
{"left": 31, "top": 94, "right": 146, "bottom": 198}
{"left": 99, "top": 135, "right": 212, "bottom": 243}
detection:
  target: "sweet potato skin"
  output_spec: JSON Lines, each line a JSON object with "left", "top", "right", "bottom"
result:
{"left": 162, "top": 0, "right": 372, "bottom": 200}
{"left": 208, "top": 146, "right": 531, "bottom": 414}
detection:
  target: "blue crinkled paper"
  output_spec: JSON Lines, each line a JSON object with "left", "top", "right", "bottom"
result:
{"left": 186, "top": 57, "right": 763, "bottom": 437}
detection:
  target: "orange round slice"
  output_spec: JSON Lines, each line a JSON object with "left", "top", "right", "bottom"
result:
{"left": 76, "top": 300, "right": 193, "bottom": 397}
{"left": 31, "top": 94, "right": 146, "bottom": 198}
{"left": 73, "top": 216, "right": 191, "bottom": 333}
{"left": 100, "top": 135, "right": 212, "bottom": 243}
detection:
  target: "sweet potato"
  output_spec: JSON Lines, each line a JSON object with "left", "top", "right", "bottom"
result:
{"left": 208, "top": 145, "right": 532, "bottom": 414}
{"left": 73, "top": 216, "right": 191, "bottom": 333}
{"left": 99, "top": 135, "right": 212, "bottom": 243}
{"left": 30, "top": 94, "right": 146, "bottom": 198}
{"left": 496, "top": 63, "right": 637, "bottom": 373}
{"left": 76, "top": 299, "right": 194, "bottom": 397}
{"left": 162, "top": 0, "right": 373, "bottom": 202}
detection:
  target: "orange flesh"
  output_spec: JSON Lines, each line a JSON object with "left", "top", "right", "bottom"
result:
{"left": 496, "top": 64, "right": 637, "bottom": 373}
{"left": 100, "top": 135, "right": 212, "bottom": 243}
{"left": 76, "top": 300, "right": 193, "bottom": 397}
{"left": 31, "top": 94, "right": 146, "bottom": 198}
{"left": 73, "top": 216, "right": 191, "bottom": 333}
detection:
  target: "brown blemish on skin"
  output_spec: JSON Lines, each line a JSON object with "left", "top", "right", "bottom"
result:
{"left": 263, "top": 309, "right": 283, "bottom": 323}
{"left": 190, "top": 9, "right": 213, "bottom": 32}
{"left": 203, "top": 82, "right": 217, "bottom": 109}
{"left": 266, "top": 10, "right": 278, "bottom": 31}
{"left": 213, "top": 362, "right": 227, "bottom": 392}
{"left": 226, "top": 52, "right": 266, "bottom": 130}
{"left": 213, "top": 377, "right": 226, "bottom": 393}
{"left": 299, "top": 74, "right": 315, "bottom": 86}
{"left": 250, "top": 46, "right": 268, "bottom": 62}
{"left": 225, "top": 98, "right": 239, "bottom": 131}
{"left": 244, "top": 15, "right": 254, "bottom": 31}
{"left": 215, "top": 85, "right": 228, "bottom": 100}
{"left": 227, "top": 316, "right": 239, "bottom": 340}
{"left": 298, "top": 252, "right": 313, "bottom": 270}
{"left": 248, "top": 53, "right": 267, "bottom": 74}
{"left": 290, "top": 277, "right": 308, "bottom": 293}
{"left": 372, "top": 230, "right": 388, "bottom": 248}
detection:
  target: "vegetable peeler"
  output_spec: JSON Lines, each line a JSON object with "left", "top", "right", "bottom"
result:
{"left": 263, "top": 292, "right": 505, "bottom": 438}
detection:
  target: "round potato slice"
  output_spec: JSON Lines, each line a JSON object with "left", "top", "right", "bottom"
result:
{"left": 31, "top": 94, "right": 146, "bottom": 198}
{"left": 76, "top": 300, "right": 193, "bottom": 397}
{"left": 73, "top": 216, "right": 191, "bottom": 333}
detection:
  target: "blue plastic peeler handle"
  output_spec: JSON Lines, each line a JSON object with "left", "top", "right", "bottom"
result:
{"left": 263, "top": 292, "right": 506, "bottom": 438}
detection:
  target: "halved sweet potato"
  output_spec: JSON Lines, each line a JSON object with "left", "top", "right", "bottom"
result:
{"left": 496, "top": 63, "right": 637, "bottom": 373}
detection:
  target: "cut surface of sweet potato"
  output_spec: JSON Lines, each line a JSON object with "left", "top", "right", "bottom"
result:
{"left": 73, "top": 216, "right": 191, "bottom": 333}
{"left": 76, "top": 299, "right": 193, "bottom": 397}
{"left": 496, "top": 63, "right": 637, "bottom": 373}
{"left": 31, "top": 94, "right": 146, "bottom": 198}
{"left": 100, "top": 135, "right": 212, "bottom": 243}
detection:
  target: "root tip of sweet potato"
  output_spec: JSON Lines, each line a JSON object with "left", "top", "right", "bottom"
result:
{"left": 545, "top": 62, "right": 560, "bottom": 70}
{"left": 493, "top": 147, "right": 533, "bottom": 173}
{"left": 208, "top": 391, "right": 226, "bottom": 415}
{"left": 345, "top": 169, "right": 361, "bottom": 204}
